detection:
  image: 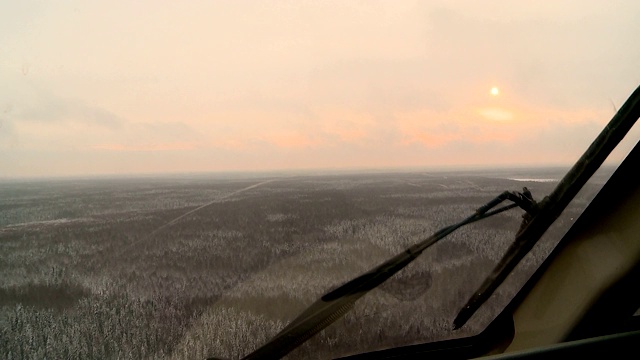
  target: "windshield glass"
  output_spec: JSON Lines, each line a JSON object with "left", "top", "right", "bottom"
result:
{"left": 2, "top": 1, "right": 640, "bottom": 359}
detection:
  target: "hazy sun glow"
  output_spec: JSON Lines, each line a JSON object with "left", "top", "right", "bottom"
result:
{"left": 490, "top": 87, "right": 500, "bottom": 96}
{"left": 478, "top": 107, "right": 513, "bottom": 122}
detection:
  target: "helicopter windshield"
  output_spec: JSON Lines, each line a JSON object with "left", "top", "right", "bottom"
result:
{"left": 2, "top": 2, "right": 640, "bottom": 359}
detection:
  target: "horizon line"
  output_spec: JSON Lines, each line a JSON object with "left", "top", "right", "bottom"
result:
{"left": 0, "top": 163, "right": 616, "bottom": 182}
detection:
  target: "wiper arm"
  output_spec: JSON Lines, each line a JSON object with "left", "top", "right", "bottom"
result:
{"left": 238, "top": 190, "right": 535, "bottom": 360}
{"left": 454, "top": 84, "right": 640, "bottom": 329}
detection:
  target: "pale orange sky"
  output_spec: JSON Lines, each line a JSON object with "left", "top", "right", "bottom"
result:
{"left": 1, "top": 1, "right": 640, "bottom": 177}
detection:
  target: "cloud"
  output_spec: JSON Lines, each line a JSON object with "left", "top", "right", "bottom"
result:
{"left": 3, "top": 83, "right": 204, "bottom": 153}
{"left": 91, "top": 142, "right": 198, "bottom": 152}
{"left": 478, "top": 107, "right": 514, "bottom": 122}
{"left": 316, "top": 109, "right": 379, "bottom": 144}
{"left": 88, "top": 121, "right": 204, "bottom": 152}
{"left": 307, "top": 59, "right": 450, "bottom": 113}
{"left": 0, "top": 110, "right": 19, "bottom": 149}
{"left": 263, "top": 132, "right": 323, "bottom": 149}
{"left": 133, "top": 121, "right": 199, "bottom": 141}
{"left": 11, "top": 87, "right": 123, "bottom": 129}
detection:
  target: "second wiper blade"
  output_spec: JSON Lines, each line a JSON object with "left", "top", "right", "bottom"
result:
{"left": 239, "top": 192, "right": 528, "bottom": 360}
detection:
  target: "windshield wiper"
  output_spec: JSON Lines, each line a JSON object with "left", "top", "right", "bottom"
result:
{"left": 236, "top": 190, "right": 536, "bottom": 359}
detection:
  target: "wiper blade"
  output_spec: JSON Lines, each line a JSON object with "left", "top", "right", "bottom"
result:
{"left": 239, "top": 191, "right": 532, "bottom": 359}
{"left": 454, "top": 84, "right": 640, "bottom": 329}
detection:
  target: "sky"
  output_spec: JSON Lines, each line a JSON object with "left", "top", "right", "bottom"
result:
{"left": 1, "top": 1, "right": 640, "bottom": 178}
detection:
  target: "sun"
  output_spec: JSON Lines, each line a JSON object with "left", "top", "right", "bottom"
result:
{"left": 490, "top": 87, "right": 500, "bottom": 96}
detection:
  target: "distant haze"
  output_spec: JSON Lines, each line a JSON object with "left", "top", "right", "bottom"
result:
{"left": 2, "top": 1, "right": 640, "bottom": 178}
